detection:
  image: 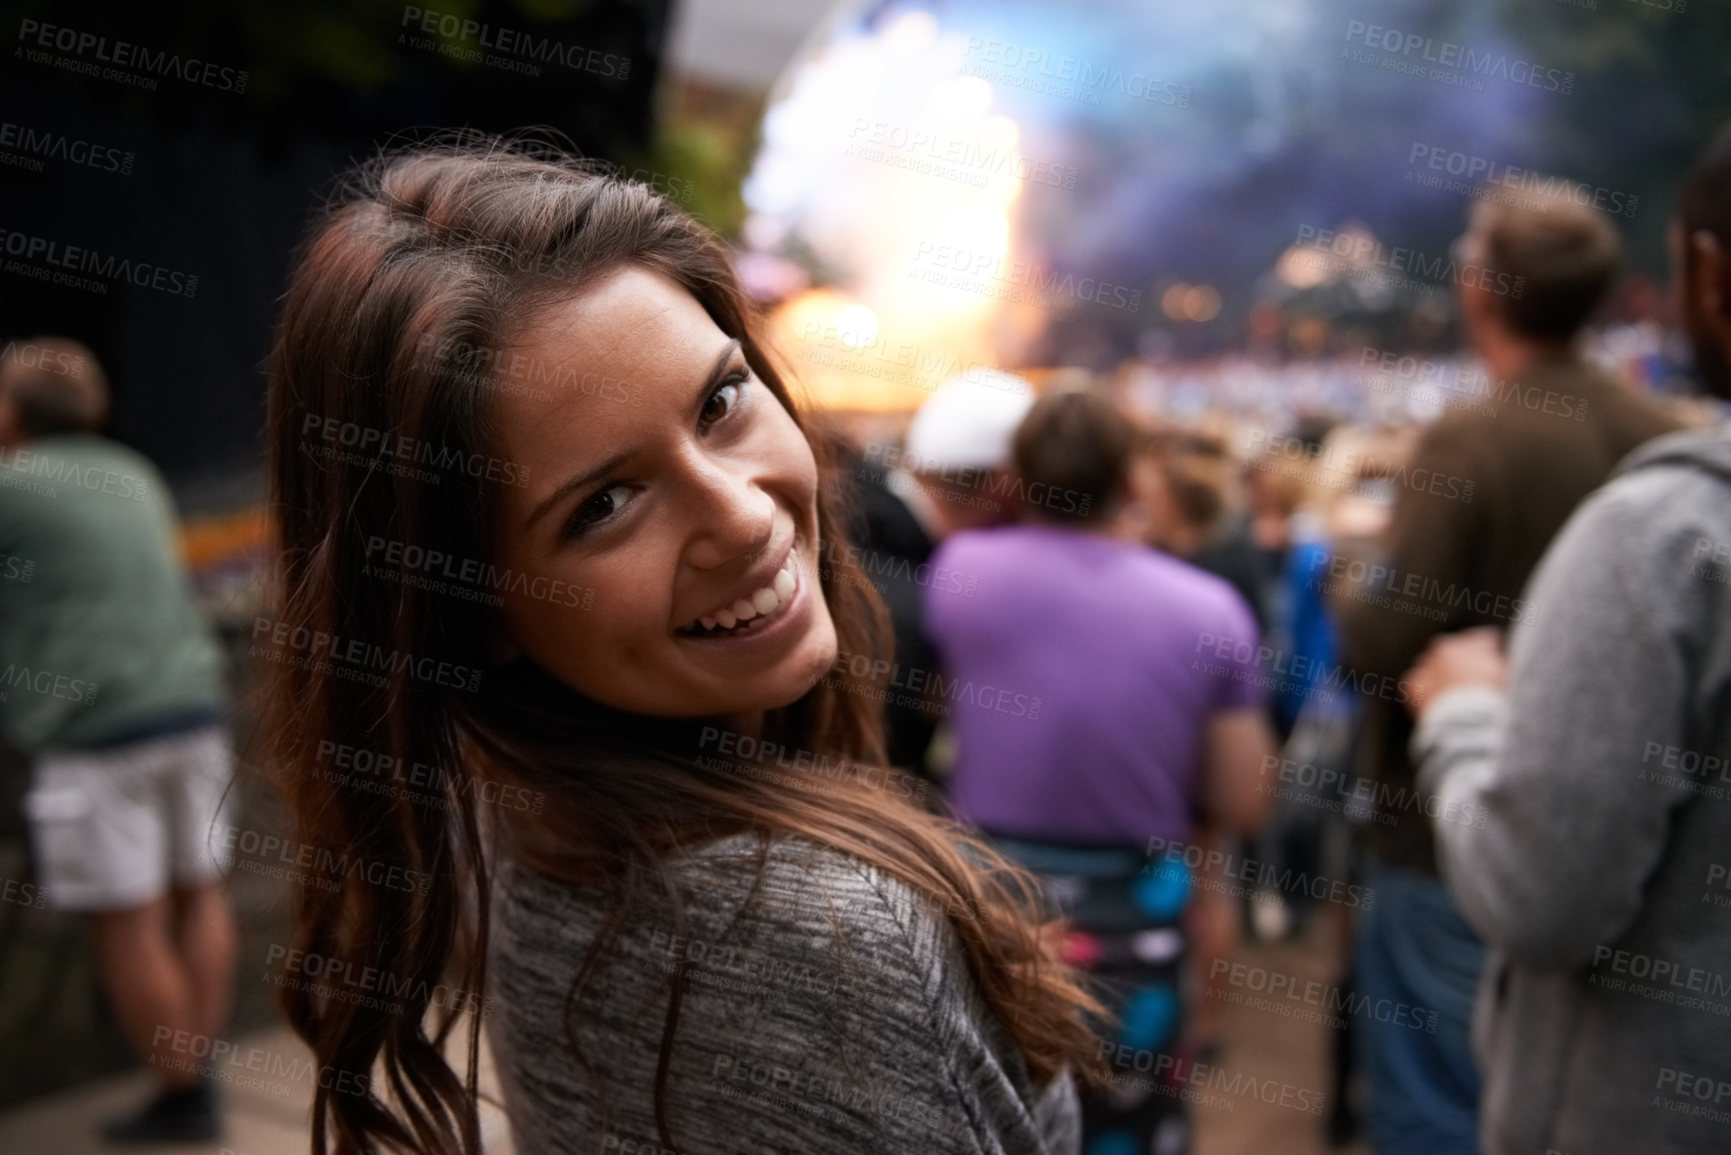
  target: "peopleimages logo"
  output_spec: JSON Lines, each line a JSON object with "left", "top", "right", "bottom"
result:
{"left": 1097, "top": 1044, "right": 1327, "bottom": 1115}
{"left": 846, "top": 119, "right": 1079, "bottom": 189}
{"left": 1143, "top": 835, "right": 1374, "bottom": 910}
{"left": 300, "top": 414, "right": 529, "bottom": 487}
{"left": 151, "top": 1028, "right": 367, "bottom": 1099}
{"left": 264, "top": 944, "right": 496, "bottom": 1018}
{"left": 16, "top": 19, "right": 249, "bottom": 93}
{"left": 959, "top": 37, "right": 1191, "bottom": 108}
{"left": 797, "top": 323, "right": 1011, "bottom": 395}
{"left": 1406, "top": 144, "right": 1639, "bottom": 219}
{"left": 826, "top": 646, "right": 1042, "bottom": 720}
{"left": 695, "top": 726, "right": 928, "bottom": 805}
{"left": 410, "top": 333, "right": 645, "bottom": 407}
{"left": 1637, "top": 740, "right": 1731, "bottom": 801}
{"left": 398, "top": 6, "right": 630, "bottom": 80}
{"left": 311, "top": 739, "right": 547, "bottom": 815}
{"left": 1207, "top": 959, "right": 1437, "bottom": 1033}
{"left": 0, "top": 875, "right": 46, "bottom": 909}
{"left": 0, "top": 121, "right": 133, "bottom": 175}
{"left": 0, "top": 337, "right": 85, "bottom": 379}
{"left": 362, "top": 535, "right": 594, "bottom": 610}
{"left": 0, "top": 228, "right": 198, "bottom": 297}
{"left": 1309, "top": 555, "right": 1528, "bottom": 623}
{"left": 909, "top": 239, "right": 1142, "bottom": 312}
{"left": 248, "top": 616, "right": 483, "bottom": 693}
{"left": 0, "top": 663, "right": 99, "bottom": 704}
{"left": 1655, "top": 1067, "right": 1731, "bottom": 1119}
{"left": 1342, "top": 21, "right": 1574, "bottom": 94}
{"left": 1250, "top": 427, "right": 1481, "bottom": 504}
{"left": 1293, "top": 225, "right": 1524, "bottom": 299}
{"left": 0, "top": 443, "right": 150, "bottom": 501}
{"left": 220, "top": 828, "right": 432, "bottom": 896}
{"left": 1258, "top": 753, "right": 1490, "bottom": 831}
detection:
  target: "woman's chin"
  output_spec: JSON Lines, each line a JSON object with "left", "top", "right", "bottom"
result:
{"left": 744, "top": 629, "right": 840, "bottom": 714}
{"left": 762, "top": 651, "right": 842, "bottom": 714}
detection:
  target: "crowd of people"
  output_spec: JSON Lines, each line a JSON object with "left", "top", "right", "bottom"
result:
{"left": 833, "top": 126, "right": 1731, "bottom": 1155}
{"left": 1, "top": 123, "right": 1729, "bottom": 1155}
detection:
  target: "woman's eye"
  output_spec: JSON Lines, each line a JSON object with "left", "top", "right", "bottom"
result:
{"left": 700, "top": 372, "right": 747, "bottom": 427}
{"left": 565, "top": 484, "right": 631, "bottom": 537}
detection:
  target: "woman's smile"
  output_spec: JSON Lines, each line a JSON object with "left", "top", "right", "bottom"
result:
{"left": 676, "top": 537, "right": 805, "bottom": 637}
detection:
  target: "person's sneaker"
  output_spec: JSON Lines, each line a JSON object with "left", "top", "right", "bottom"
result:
{"left": 99, "top": 1080, "right": 220, "bottom": 1145}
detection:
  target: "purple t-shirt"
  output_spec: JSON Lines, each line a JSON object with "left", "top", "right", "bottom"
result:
{"left": 922, "top": 524, "right": 1263, "bottom": 846}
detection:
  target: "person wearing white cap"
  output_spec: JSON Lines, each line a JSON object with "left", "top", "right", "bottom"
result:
{"left": 887, "top": 368, "right": 1036, "bottom": 542}
{"left": 840, "top": 369, "right": 1034, "bottom": 780}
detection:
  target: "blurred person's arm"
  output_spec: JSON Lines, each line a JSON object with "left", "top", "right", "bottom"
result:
{"left": 1199, "top": 708, "right": 1275, "bottom": 838}
{"left": 1192, "top": 581, "right": 1275, "bottom": 838}
{"left": 1331, "top": 419, "right": 1486, "bottom": 678}
{"left": 1407, "top": 483, "right": 1701, "bottom": 967}
{"left": 1185, "top": 821, "right": 1241, "bottom": 1051}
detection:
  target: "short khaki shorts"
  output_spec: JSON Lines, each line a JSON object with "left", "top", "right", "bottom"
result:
{"left": 24, "top": 724, "right": 237, "bottom": 911}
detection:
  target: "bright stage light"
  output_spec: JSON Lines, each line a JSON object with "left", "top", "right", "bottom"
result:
{"left": 835, "top": 304, "right": 880, "bottom": 347}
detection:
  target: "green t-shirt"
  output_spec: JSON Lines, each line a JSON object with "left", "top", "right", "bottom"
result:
{"left": 0, "top": 434, "right": 226, "bottom": 752}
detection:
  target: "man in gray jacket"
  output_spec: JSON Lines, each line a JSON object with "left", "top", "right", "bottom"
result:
{"left": 1405, "top": 124, "right": 1731, "bottom": 1155}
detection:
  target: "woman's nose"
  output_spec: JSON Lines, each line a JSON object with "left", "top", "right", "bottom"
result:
{"left": 681, "top": 453, "right": 776, "bottom": 570}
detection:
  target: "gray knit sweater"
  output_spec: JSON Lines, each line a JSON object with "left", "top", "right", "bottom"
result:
{"left": 485, "top": 833, "right": 1081, "bottom": 1154}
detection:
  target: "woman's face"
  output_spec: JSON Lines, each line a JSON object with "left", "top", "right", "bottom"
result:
{"left": 488, "top": 265, "right": 837, "bottom": 727}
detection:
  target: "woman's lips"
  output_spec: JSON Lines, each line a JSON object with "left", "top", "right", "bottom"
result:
{"left": 678, "top": 549, "right": 802, "bottom": 638}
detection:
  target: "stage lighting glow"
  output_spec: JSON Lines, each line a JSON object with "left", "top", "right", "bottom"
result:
{"left": 835, "top": 304, "right": 880, "bottom": 347}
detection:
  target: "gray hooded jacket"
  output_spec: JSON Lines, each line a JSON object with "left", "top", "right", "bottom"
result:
{"left": 1413, "top": 425, "right": 1731, "bottom": 1155}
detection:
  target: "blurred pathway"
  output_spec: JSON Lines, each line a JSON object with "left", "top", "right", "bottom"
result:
{"left": 0, "top": 1025, "right": 513, "bottom": 1155}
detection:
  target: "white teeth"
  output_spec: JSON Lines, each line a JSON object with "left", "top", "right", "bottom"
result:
{"left": 688, "top": 549, "right": 803, "bottom": 634}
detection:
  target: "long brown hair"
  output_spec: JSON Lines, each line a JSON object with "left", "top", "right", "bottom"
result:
{"left": 261, "top": 137, "right": 1102, "bottom": 1155}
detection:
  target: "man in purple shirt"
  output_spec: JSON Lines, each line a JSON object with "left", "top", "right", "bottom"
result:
{"left": 925, "top": 388, "right": 1272, "bottom": 846}
{"left": 922, "top": 386, "right": 1274, "bottom": 1154}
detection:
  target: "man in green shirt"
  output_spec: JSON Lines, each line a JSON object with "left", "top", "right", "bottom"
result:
{"left": 0, "top": 337, "right": 236, "bottom": 1144}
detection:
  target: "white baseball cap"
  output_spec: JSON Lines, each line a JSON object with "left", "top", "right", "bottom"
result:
{"left": 902, "top": 369, "right": 1035, "bottom": 474}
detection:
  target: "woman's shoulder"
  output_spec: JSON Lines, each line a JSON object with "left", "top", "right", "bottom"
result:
{"left": 688, "top": 833, "right": 956, "bottom": 985}
{"left": 485, "top": 833, "right": 1043, "bottom": 1154}
{"left": 676, "top": 831, "right": 933, "bottom": 916}
{"left": 491, "top": 832, "right": 950, "bottom": 993}
{"left": 495, "top": 830, "right": 913, "bottom": 903}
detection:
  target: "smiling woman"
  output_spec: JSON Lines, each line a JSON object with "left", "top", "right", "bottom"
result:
{"left": 260, "top": 139, "right": 1101, "bottom": 1155}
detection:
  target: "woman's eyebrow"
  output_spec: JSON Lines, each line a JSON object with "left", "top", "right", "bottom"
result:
{"left": 687, "top": 339, "right": 744, "bottom": 417}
